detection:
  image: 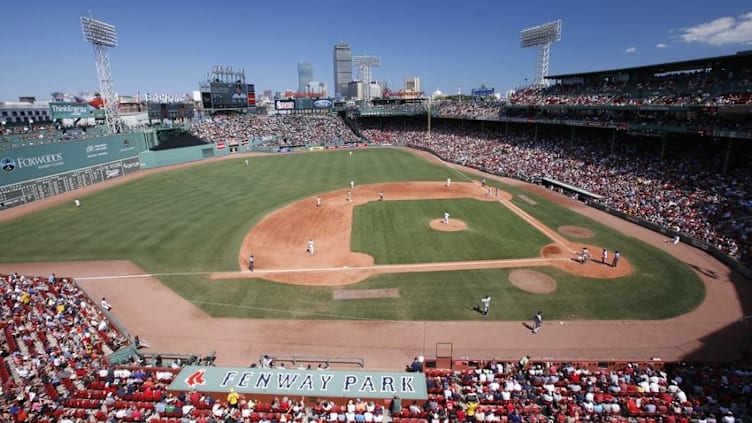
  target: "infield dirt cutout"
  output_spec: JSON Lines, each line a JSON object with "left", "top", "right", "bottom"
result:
{"left": 509, "top": 269, "right": 557, "bottom": 293}
{"left": 559, "top": 225, "right": 595, "bottom": 238}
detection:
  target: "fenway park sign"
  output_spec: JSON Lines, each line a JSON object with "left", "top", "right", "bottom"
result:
{"left": 170, "top": 366, "right": 427, "bottom": 399}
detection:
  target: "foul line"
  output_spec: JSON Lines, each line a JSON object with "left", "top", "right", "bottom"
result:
{"left": 190, "top": 301, "right": 376, "bottom": 320}
{"left": 73, "top": 257, "right": 573, "bottom": 281}
{"left": 498, "top": 197, "right": 576, "bottom": 254}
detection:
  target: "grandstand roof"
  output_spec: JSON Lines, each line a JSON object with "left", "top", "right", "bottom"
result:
{"left": 547, "top": 50, "right": 752, "bottom": 80}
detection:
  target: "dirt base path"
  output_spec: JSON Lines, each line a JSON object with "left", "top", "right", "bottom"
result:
{"left": 1, "top": 148, "right": 748, "bottom": 369}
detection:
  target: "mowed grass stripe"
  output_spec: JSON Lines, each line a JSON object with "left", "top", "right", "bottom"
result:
{"left": 352, "top": 199, "right": 551, "bottom": 264}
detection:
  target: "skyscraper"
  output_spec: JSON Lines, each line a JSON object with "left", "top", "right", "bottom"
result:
{"left": 297, "top": 62, "right": 313, "bottom": 94}
{"left": 333, "top": 42, "right": 352, "bottom": 99}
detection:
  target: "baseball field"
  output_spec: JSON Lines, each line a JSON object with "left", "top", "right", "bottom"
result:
{"left": 2, "top": 147, "right": 744, "bottom": 367}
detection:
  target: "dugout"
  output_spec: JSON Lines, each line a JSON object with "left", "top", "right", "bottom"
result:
{"left": 540, "top": 177, "right": 604, "bottom": 203}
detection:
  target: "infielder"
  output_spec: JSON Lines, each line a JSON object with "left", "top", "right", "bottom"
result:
{"left": 307, "top": 239, "right": 315, "bottom": 255}
{"left": 316, "top": 196, "right": 321, "bottom": 207}
{"left": 443, "top": 211, "right": 450, "bottom": 225}
{"left": 248, "top": 254, "right": 255, "bottom": 272}
{"left": 533, "top": 311, "right": 543, "bottom": 333}
{"left": 378, "top": 191, "right": 384, "bottom": 201}
{"left": 350, "top": 180, "right": 355, "bottom": 189}
{"left": 446, "top": 177, "right": 451, "bottom": 187}
{"left": 347, "top": 190, "right": 352, "bottom": 202}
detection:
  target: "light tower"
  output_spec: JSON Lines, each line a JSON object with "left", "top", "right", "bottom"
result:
{"left": 520, "top": 19, "right": 562, "bottom": 88}
{"left": 352, "top": 56, "right": 381, "bottom": 103}
{"left": 81, "top": 16, "right": 121, "bottom": 133}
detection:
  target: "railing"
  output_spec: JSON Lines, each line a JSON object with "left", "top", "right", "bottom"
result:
{"left": 259, "top": 354, "right": 364, "bottom": 368}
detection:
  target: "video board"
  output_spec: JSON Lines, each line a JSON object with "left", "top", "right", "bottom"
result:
{"left": 209, "top": 83, "right": 255, "bottom": 109}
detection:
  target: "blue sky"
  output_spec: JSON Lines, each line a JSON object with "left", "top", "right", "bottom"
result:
{"left": 1, "top": 0, "right": 751, "bottom": 100}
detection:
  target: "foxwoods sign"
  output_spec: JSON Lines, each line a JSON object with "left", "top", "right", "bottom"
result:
{"left": 169, "top": 366, "right": 427, "bottom": 399}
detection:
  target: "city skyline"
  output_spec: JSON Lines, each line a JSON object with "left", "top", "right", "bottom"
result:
{"left": 0, "top": 0, "right": 751, "bottom": 100}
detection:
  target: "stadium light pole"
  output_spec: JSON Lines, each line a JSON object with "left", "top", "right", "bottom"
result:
{"left": 426, "top": 96, "right": 432, "bottom": 145}
{"left": 520, "top": 20, "right": 562, "bottom": 88}
{"left": 352, "top": 56, "right": 381, "bottom": 104}
{"left": 81, "top": 16, "right": 122, "bottom": 134}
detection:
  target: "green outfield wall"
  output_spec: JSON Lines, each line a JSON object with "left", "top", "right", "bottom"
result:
{"left": 0, "top": 133, "right": 146, "bottom": 208}
{"left": 138, "top": 143, "right": 229, "bottom": 168}
{"left": 0, "top": 134, "right": 145, "bottom": 186}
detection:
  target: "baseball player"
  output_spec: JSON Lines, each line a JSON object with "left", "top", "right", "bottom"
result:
{"left": 245, "top": 159, "right": 249, "bottom": 166}
{"left": 347, "top": 190, "right": 352, "bottom": 202}
{"left": 533, "top": 311, "right": 543, "bottom": 333}
{"left": 350, "top": 180, "right": 355, "bottom": 189}
{"left": 601, "top": 248, "right": 608, "bottom": 264}
{"left": 101, "top": 297, "right": 112, "bottom": 311}
{"left": 74, "top": 199, "right": 81, "bottom": 208}
{"left": 480, "top": 295, "right": 491, "bottom": 317}
{"left": 248, "top": 254, "right": 255, "bottom": 272}
{"left": 446, "top": 177, "right": 451, "bottom": 187}
{"left": 612, "top": 250, "right": 621, "bottom": 268}
{"left": 316, "top": 196, "right": 321, "bottom": 207}
{"left": 443, "top": 211, "right": 450, "bottom": 225}
{"left": 378, "top": 191, "right": 384, "bottom": 201}
{"left": 307, "top": 239, "right": 315, "bottom": 255}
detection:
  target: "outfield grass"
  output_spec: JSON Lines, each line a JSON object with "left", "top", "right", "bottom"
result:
{"left": 351, "top": 199, "right": 551, "bottom": 264}
{"left": 0, "top": 148, "right": 705, "bottom": 320}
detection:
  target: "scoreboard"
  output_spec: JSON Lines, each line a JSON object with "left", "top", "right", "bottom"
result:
{"left": 0, "top": 157, "right": 140, "bottom": 209}
{"left": 146, "top": 103, "right": 195, "bottom": 120}
{"left": 202, "top": 83, "right": 255, "bottom": 109}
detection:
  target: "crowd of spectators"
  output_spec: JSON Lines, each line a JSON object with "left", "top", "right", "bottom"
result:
{"left": 433, "top": 100, "right": 502, "bottom": 120}
{"left": 0, "top": 271, "right": 129, "bottom": 421}
{"left": 509, "top": 69, "right": 752, "bottom": 107}
{"left": 360, "top": 124, "right": 751, "bottom": 264}
{"left": 412, "top": 359, "right": 751, "bottom": 423}
{"left": 2, "top": 270, "right": 752, "bottom": 422}
{"left": 1, "top": 123, "right": 115, "bottom": 148}
{"left": 190, "top": 114, "right": 359, "bottom": 148}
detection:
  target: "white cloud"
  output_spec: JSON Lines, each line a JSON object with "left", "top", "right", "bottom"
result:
{"left": 656, "top": 43, "right": 669, "bottom": 48}
{"left": 625, "top": 47, "right": 637, "bottom": 53}
{"left": 679, "top": 12, "right": 752, "bottom": 45}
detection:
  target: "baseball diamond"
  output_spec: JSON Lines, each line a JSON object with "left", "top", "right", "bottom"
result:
{"left": 2, "top": 145, "right": 745, "bottom": 367}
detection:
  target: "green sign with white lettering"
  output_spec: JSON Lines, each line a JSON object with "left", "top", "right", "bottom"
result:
{"left": 49, "top": 102, "right": 105, "bottom": 119}
{"left": 168, "top": 366, "right": 427, "bottom": 400}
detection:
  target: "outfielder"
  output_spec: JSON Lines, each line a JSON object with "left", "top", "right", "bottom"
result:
{"left": 480, "top": 295, "right": 491, "bottom": 317}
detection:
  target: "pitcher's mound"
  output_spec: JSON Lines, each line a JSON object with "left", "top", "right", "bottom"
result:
{"left": 509, "top": 270, "right": 557, "bottom": 293}
{"left": 429, "top": 219, "right": 468, "bottom": 232}
{"left": 559, "top": 225, "right": 594, "bottom": 238}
